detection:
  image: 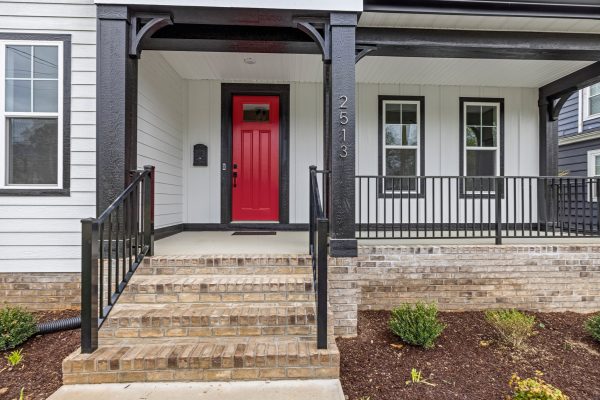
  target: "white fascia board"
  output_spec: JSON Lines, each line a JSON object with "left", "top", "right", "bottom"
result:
{"left": 94, "top": 0, "right": 363, "bottom": 12}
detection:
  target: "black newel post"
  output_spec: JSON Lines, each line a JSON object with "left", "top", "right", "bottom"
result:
{"left": 328, "top": 13, "right": 358, "bottom": 257}
{"left": 81, "top": 218, "right": 99, "bottom": 353}
{"left": 143, "top": 165, "right": 155, "bottom": 256}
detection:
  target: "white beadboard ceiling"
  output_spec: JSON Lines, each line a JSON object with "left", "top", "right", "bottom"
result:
{"left": 158, "top": 51, "right": 591, "bottom": 88}
{"left": 359, "top": 12, "right": 600, "bottom": 33}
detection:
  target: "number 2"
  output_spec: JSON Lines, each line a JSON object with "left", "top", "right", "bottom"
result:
{"left": 339, "top": 95, "right": 348, "bottom": 109}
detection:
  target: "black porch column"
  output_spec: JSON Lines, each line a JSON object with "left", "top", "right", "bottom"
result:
{"left": 97, "top": 5, "right": 138, "bottom": 215}
{"left": 538, "top": 95, "right": 558, "bottom": 177}
{"left": 328, "top": 13, "right": 357, "bottom": 257}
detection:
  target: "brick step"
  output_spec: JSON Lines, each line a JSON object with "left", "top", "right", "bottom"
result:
{"left": 137, "top": 255, "right": 313, "bottom": 276}
{"left": 119, "top": 275, "right": 314, "bottom": 304}
{"left": 99, "top": 303, "right": 321, "bottom": 340}
{"left": 63, "top": 337, "right": 340, "bottom": 384}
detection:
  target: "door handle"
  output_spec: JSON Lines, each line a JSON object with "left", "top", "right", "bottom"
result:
{"left": 233, "top": 171, "right": 238, "bottom": 188}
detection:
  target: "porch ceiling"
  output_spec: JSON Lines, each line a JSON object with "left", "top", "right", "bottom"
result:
{"left": 359, "top": 12, "right": 600, "bottom": 34}
{"left": 159, "top": 51, "right": 591, "bottom": 87}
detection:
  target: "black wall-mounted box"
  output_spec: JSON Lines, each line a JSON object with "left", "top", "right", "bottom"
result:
{"left": 193, "top": 144, "right": 208, "bottom": 167}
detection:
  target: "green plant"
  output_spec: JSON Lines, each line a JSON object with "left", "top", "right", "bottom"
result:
{"left": 485, "top": 309, "right": 535, "bottom": 349}
{"left": 20, "top": 387, "right": 24, "bottom": 400}
{"left": 6, "top": 349, "right": 23, "bottom": 367}
{"left": 410, "top": 368, "right": 422, "bottom": 383}
{"left": 584, "top": 313, "right": 600, "bottom": 342}
{"left": 389, "top": 302, "right": 445, "bottom": 349}
{"left": 0, "top": 306, "right": 37, "bottom": 351}
{"left": 509, "top": 372, "right": 569, "bottom": 400}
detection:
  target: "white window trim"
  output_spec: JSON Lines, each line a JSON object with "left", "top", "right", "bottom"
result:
{"left": 587, "top": 149, "right": 600, "bottom": 202}
{"left": 462, "top": 101, "right": 501, "bottom": 192}
{"left": 381, "top": 99, "right": 421, "bottom": 193}
{"left": 0, "top": 40, "right": 64, "bottom": 190}
{"left": 582, "top": 85, "right": 600, "bottom": 122}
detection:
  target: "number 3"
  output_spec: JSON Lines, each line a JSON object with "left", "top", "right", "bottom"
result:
{"left": 339, "top": 145, "right": 348, "bottom": 158}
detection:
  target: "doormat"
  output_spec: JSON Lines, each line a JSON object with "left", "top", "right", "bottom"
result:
{"left": 232, "top": 231, "right": 277, "bottom": 236}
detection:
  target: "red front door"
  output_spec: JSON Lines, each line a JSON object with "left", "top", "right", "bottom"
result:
{"left": 232, "top": 95, "right": 280, "bottom": 221}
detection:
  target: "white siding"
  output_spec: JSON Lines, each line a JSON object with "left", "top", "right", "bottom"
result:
{"left": 0, "top": 0, "right": 96, "bottom": 273}
{"left": 183, "top": 81, "right": 539, "bottom": 225}
{"left": 137, "top": 52, "right": 185, "bottom": 229}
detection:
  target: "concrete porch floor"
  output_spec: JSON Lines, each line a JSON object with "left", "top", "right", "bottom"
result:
{"left": 154, "top": 231, "right": 600, "bottom": 256}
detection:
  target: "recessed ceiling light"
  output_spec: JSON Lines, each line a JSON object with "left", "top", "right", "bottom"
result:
{"left": 244, "top": 57, "right": 256, "bottom": 65}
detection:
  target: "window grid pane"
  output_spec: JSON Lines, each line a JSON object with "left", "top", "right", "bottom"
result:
{"left": 3, "top": 43, "right": 61, "bottom": 188}
{"left": 5, "top": 45, "right": 59, "bottom": 114}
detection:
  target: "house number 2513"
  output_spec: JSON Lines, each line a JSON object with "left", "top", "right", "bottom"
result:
{"left": 339, "top": 95, "right": 349, "bottom": 159}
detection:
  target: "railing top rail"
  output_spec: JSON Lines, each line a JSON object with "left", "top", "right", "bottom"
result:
{"left": 95, "top": 166, "right": 152, "bottom": 224}
{"left": 354, "top": 174, "right": 599, "bottom": 179}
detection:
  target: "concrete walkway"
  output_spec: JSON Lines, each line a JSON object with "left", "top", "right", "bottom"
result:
{"left": 47, "top": 380, "right": 346, "bottom": 400}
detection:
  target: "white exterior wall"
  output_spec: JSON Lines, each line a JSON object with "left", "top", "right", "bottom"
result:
{"left": 185, "top": 80, "right": 323, "bottom": 224}
{"left": 138, "top": 52, "right": 185, "bottom": 229}
{"left": 0, "top": 0, "right": 96, "bottom": 273}
{"left": 182, "top": 81, "right": 539, "bottom": 225}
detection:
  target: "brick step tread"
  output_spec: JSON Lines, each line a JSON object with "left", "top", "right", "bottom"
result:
{"left": 99, "top": 303, "right": 321, "bottom": 339}
{"left": 124, "top": 275, "right": 314, "bottom": 295}
{"left": 63, "top": 339, "right": 340, "bottom": 383}
{"left": 136, "top": 255, "right": 313, "bottom": 277}
{"left": 142, "top": 255, "right": 312, "bottom": 269}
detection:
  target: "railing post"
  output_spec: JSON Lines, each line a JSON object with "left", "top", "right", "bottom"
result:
{"left": 494, "top": 177, "right": 502, "bottom": 245}
{"left": 309, "top": 165, "right": 316, "bottom": 254}
{"left": 143, "top": 165, "right": 155, "bottom": 256}
{"left": 316, "top": 217, "right": 329, "bottom": 349}
{"left": 81, "top": 218, "right": 99, "bottom": 353}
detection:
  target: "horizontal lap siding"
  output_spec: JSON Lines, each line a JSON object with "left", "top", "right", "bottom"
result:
{"left": 558, "top": 93, "right": 579, "bottom": 138}
{"left": 137, "top": 52, "right": 185, "bottom": 229}
{"left": 0, "top": 0, "right": 96, "bottom": 273}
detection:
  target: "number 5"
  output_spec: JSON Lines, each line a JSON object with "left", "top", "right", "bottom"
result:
{"left": 339, "top": 111, "right": 348, "bottom": 125}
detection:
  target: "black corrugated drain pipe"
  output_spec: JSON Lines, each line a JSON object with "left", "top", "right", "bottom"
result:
{"left": 36, "top": 316, "right": 81, "bottom": 335}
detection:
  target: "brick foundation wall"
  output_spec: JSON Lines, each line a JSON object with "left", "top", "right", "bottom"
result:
{"left": 0, "top": 273, "right": 80, "bottom": 310}
{"left": 329, "top": 245, "right": 600, "bottom": 337}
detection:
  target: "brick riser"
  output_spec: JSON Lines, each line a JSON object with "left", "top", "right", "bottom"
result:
{"left": 63, "top": 254, "right": 338, "bottom": 384}
{"left": 98, "top": 304, "right": 335, "bottom": 343}
{"left": 63, "top": 338, "right": 339, "bottom": 384}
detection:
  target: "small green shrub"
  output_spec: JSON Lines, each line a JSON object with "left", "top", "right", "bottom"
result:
{"left": 485, "top": 309, "right": 535, "bottom": 349}
{"left": 6, "top": 349, "right": 24, "bottom": 367}
{"left": 509, "top": 373, "right": 569, "bottom": 400}
{"left": 0, "top": 306, "right": 37, "bottom": 351}
{"left": 389, "top": 302, "right": 445, "bottom": 349}
{"left": 584, "top": 313, "right": 600, "bottom": 342}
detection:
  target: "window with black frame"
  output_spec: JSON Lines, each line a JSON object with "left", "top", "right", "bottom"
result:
{"left": 461, "top": 98, "right": 503, "bottom": 193}
{"left": 1, "top": 40, "right": 65, "bottom": 193}
{"left": 380, "top": 97, "right": 424, "bottom": 193}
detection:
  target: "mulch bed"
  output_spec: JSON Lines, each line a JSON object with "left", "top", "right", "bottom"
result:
{"left": 0, "top": 309, "right": 80, "bottom": 400}
{"left": 337, "top": 310, "right": 600, "bottom": 400}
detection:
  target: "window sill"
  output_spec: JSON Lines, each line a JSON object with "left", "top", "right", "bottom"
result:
{"left": 0, "top": 188, "right": 70, "bottom": 196}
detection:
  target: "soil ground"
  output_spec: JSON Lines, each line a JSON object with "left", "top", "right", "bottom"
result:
{"left": 0, "top": 309, "right": 80, "bottom": 400}
{"left": 337, "top": 310, "right": 600, "bottom": 400}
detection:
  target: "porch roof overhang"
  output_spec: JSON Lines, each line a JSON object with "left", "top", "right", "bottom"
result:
{"left": 146, "top": 24, "right": 600, "bottom": 61}
{"left": 363, "top": 0, "right": 600, "bottom": 19}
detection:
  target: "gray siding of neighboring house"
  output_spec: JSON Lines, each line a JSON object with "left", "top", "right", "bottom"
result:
{"left": 558, "top": 92, "right": 579, "bottom": 138}
{"left": 558, "top": 90, "right": 600, "bottom": 175}
{"left": 559, "top": 138, "right": 600, "bottom": 176}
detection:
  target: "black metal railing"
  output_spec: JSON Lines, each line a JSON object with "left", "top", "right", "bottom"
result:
{"left": 81, "top": 165, "right": 155, "bottom": 353}
{"left": 309, "top": 165, "right": 329, "bottom": 349}
{"left": 356, "top": 175, "right": 600, "bottom": 242}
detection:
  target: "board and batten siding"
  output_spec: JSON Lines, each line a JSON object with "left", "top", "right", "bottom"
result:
{"left": 0, "top": 0, "right": 96, "bottom": 273}
{"left": 183, "top": 81, "right": 539, "bottom": 225}
{"left": 137, "top": 52, "right": 185, "bottom": 229}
